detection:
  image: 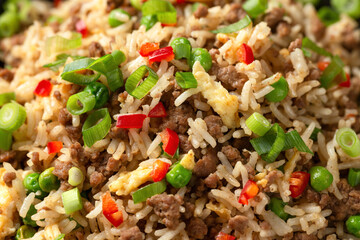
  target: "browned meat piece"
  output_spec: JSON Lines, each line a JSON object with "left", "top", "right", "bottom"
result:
{"left": 31, "top": 152, "right": 42, "bottom": 172}
{"left": 89, "top": 171, "right": 106, "bottom": 188}
{"left": 304, "top": 189, "right": 330, "bottom": 209}
{"left": 225, "top": 3, "right": 247, "bottom": 23}
{"left": 228, "top": 215, "right": 248, "bottom": 233}
{"left": 159, "top": 104, "right": 195, "bottom": 134}
{"left": 263, "top": 170, "right": 283, "bottom": 192}
{"left": 293, "top": 233, "right": 318, "bottom": 240}
{"left": 193, "top": 149, "right": 218, "bottom": 177}
{"left": 109, "top": 123, "right": 128, "bottom": 139}
{"left": 3, "top": 172, "right": 16, "bottom": 187}
{"left": 288, "top": 38, "right": 302, "bottom": 52}
{"left": 307, "top": 68, "right": 321, "bottom": 80}
{"left": 88, "top": 42, "right": 105, "bottom": 58}
{"left": 328, "top": 179, "right": 360, "bottom": 221}
{"left": 210, "top": 64, "right": 248, "bottom": 91}
{"left": 70, "top": 142, "right": 99, "bottom": 165}
{"left": 264, "top": 8, "right": 285, "bottom": 30}
{"left": 187, "top": 218, "right": 208, "bottom": 239}
{"left": 183, "top": 201, "right": 195, "bottom": 219}
{"left": 119, "top": 226, "right": 143, "bottom": 240}
{"left": 74, "top": 229, "right": 85, "bottom": 240}
{"left": 294, "top": 97, "right": 306, "bottom": 109}
{"left": 65, "top": 125, "right": 82, "bottom": 141}
{"left": 232, "top": 137, "right": 253, "bottom": 152}
{"left": 60, "top": 181, "right": 73, "bottom": 191}
{"left": 147, "top": 193, "right": 183, "bottom": 229}
{"left": 277, "top": 21, "right": 291, "bottom": 37}
{"left": 58, "top": 108, "right": 72, "bottom": 125}
{"left": 0, "top": 69, "right": 14, "bottom": 82}
{"left": 0, "top": 151, "right": 16, "bottom": 163}
{"left": 53, "top": 91, "right": 61, "bottom": 101}
{"left": 311, "top": 16, "right": 326, "bottom": 41}
{"left": 343, "top": 25, "right": 359, "bottom": 50}
{"left": 179, "top": 134, "right": 193, "bottom": 153}
{"left": 52, "top": 160, "right": 74, "bottom": 180}
{"left": 209, "top": 48, "right": 220, "bottom": 61}
{"left": 204, "top": 173, "right": 219, "bottom": 188}
{"left": 106, "top": 0, "right": 124, "bottom": 12}
{"left": 204, "top": 115, "right": 223, "bottom": 139}
{"left": 83, "top": 201, "right": 95, "bottom": 213}
{"left": 105, "top": 157, "right": 121, "bottom": 172}
{"left": 221, "top": 145, "right": 243, "bottom": 165}
{"left": 194, "top": 4, "right": 208, "bottom": 19}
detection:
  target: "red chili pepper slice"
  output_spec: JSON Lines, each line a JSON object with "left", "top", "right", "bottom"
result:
{"left": 151, "top": 159, "right": 171, "bottom": 182}
{"left": 289, "top": 171, "right": 310, "bottom": 198}
{"left": 102, "top": 192, "right": 124, "bottom": 227}
{"left": 54, "top": 0, "right": 61, "bottom": 7}
{"left": 176, "top": 0, "right": 186, "bottom": 4}
{"left": 215, "top": 232, "right": 236, "bottom": 240}
{"left": 139, "top": 42, "right": 160, "bottom": 57}
{"left": 161, "top": 23, "right": 177, "bottom": 27}
{"left": 148, "top": 102, "right": 167, "bottom": 118}
{"left": 75, "top": 19, "right": 88, "bottom": 38}
{"left": 47, "top": 141, "right": 63, "bottom": 154}
{"left": 148, "top": 46, "right": 175, "bottom": 65}
{"left": 339, "top": 73, "right": 351, "bottom": 88}
{"left": 237, "top": 43, "right": 254, "bottom": 65}
{"left": 34, "top": 80, "right": 52, "bottom": 97}
{"left": 116, "top": 114, "right": 147, "bottom": 129}
{"left": 238, "top": 180, "right": 259, "bottom": 205}
{"left": 317, "top": 61, "right": 330, "bottom": 71}
{"left": 160, "top": 128, "right": 179, "bottom": 157}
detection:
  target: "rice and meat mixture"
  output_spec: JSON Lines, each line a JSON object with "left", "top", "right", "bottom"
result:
{"left": 1, "top": 0, "right": 360, "bottom": 239}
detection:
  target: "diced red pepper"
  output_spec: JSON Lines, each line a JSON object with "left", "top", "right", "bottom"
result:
{"left": 289, "top": 171, "right": 310, "bottom": 198}
{"left": 151, "top": 159, "right": 171, "bottom": 182}
{"left": 148, "top": 102, "right": 167, "bottom": 118}
{"left": 47, "top": 141, "right": 63, "bottom": 154}
{"left": 176, "top": 0, "right": 186, "bottom": 4}
{"left": 161, "top": 23, "right": 177, "bottom": 27}
{"left": 238, "top": 180, "right": 259, "bottom": 205}
{"left": 148, "top": 46, "right": 175, "bottom": 65}
{"left": 139, "top": 42, "right": 160, "bottom": 57}
{"left": 159, "top": 128, "right": 179, "bottom": 157}
{"left": 215, "top": 232, "right": 236, "bottom": 240}
{"left": 75, "top": 19, "right": 88, "bottom": 38}
{"left": 34, "top": 80, "right": 52, "bottom": 97}
{"left": 339, "top": 73, "right": 351, "bottom": 88}
{"left": 237, "top": 43, "right": 254, "bottom": 65}
{"left": 102, "top": 192, "right": 124, "bottom": 227}
{"left": 116, "top": 114, "right": 147, "bottom": 129}
{"left": 317, "top": 61, "right": 330, "bottom": 71}
{"left": 54, "top": 0, "right": 61, "bottom": 7}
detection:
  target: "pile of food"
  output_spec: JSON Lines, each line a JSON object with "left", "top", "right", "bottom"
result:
{"left": 0, "top": 0, "right": 360, "bottom": 239}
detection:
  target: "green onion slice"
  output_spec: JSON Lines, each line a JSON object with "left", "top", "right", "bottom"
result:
{"left": 62, "top": 188, "right": 83, "bottom": 215}
{"left": 0, "top": 128, "right": 12, "bottom": 151}
{"left": 170, "top": 37, "right": 192, "bottom": 60}
{"left": 141, "top": 15, "right": 158, "bottom": 31}
{"left": 320, "top": 55, "right": 345, "bottom": 89}
{"left": 310, "top": 127, "right": 321, "bottom": 141}
{"left": 0, "top": 11, "right": 20, "bottom": 38}
{"left": 283, "top": 130, "right": 313, "bottom": 154}
{"left": 132, "top": 180, "right": 167, "bottom": 204}
{"left": 261, "top": 124, "right": 285, "bottom": 163}
{"left": 243, "top": 0, "right": 268, "bottom": 18}
{"left": 331, "top": 0, "right": 360, "bottom": 18}
{"left": 43, "top": 54, "right": 84, "bottom": 72}
{"left": 212, "top": 15, "right": 252, "bottom": 34}
{"left": 245, "top": 112, "right": 271, "bottom": 136}
{"left": 68, "top": 167, "right": 84, "bottom": 187}
{"left": 265, "top": 76, "right": 289, "bottom": 102}
{"left": 336, "top": 127, "right": 360, "bottom": 158}
{"left": 66, "top": 92, "right": 96, "bottom": 115}
{"left": 125, "top": 65, "right": 159, "bottom": 99}
{"left": 45, "top": 32, "right": 82, "bottom": 56}
{"left": 54, "top": 234, "right": 65, "bottom": 240}
{"left": 175, "top": 72, "right": 198, "bottom": 89}
{"left": 318, "top": 6, "right": 340, "bottom": 26}
{"left": 348, "top": 168, "right": 360, "bottom": 187}
{"left": 111, "top": 50, "right": 126, "bottom": 66}
{"left": 0, "top": 101, "right": 26, "bottom": 132}
{"left": 302, "top": 37, "right": 332, "bottom": 57}
{"left": 61, "top": 58, "right": 101, "bottom": 85}
{"left": 142, "top": 0, "right": 177, "bottom": 25}
{"left": 0, "top": 92, "right": 15, "bottom": 106}
{"left": 82, "top": 108, "right": 111, "bottom": 147}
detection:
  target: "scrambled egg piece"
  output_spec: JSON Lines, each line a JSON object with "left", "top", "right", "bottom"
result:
{"left": 206, "top": 202, "right": 231, "bottom": 219}
{"left": 179, "top": 150, "right": 195, "bottom": 170}
{"left": 0, "top": 168, "right": 16, "bottom": 238}
{"left": 193, "top": 61, "right": 240, "bottom": 128}
{"left": 109, "top": 162, "right": 153, "bottom": 196}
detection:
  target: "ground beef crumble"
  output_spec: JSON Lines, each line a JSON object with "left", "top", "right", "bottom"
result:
{"left": 228, "top": 215, "right": 248, "bottom": 233}
{"left": 193, "top": 149, "right": 219, "bottom": 177}
{"left": 119, "top": 226, "right": 143, "bottom": 240}
{"left": 187, "top": 217, "right": 208, "bottom": 239}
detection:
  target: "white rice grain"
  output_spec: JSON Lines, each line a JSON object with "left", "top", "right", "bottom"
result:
{"left": 19, "top": 192, "right": 35, "bottom": 218}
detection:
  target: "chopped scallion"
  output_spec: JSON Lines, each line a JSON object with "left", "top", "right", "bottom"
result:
{"left": 318, "top": 6, "right": 340, "bottom": 26}
{"left": 45, "top": 33, "right": 82, "bottom": 56}
{"left": 243, "top": 0, "right": 268, "bottom": 18}
{"left": 336, "top": 127, "right": 360, "bottom": 158}
{"left": 348, "top": 168, "right": 360, "bottom": 187}
{"left": 245, "top": 112, "right": 271, "bottom": 136}
{"left": 62, "top": 188, "right": 83, "bottom": 215}
{"left": 320, "top": 55, "right": 345, "bottom": 89}
{"left": 82, "top": 108, "right": 111, "bottom": 147}
{"left": 170, "top": 37, "right": 192, "bottom": 60}
{"left": 175, "top": 72, "right": 198, "bottom": 89}
{"left": 302, "top": 37, "right": 332, "bottom": 57}
{"left": 0, "top": 101, "right": 26, "bottom": 132}
{"left": 66, "top": 92, "right": 96, "bottom": 115}
{"left": 132, "top": 180, "right": 167, "bottom": 204}
{"left": 0, "top": 92, "right": 15, "bottom": 106}
{"left": 211, "top": 15, "right": 252, "bottom": 34}
{"left": 265, "top": 76, "right": 289, "bottom": 102}
{"left": 125, "top": 65, "right": 159, "bottom": 99}
{"left": 0, "top": 128, "right": 12, "bottom": 151}
{"left": 61, "top": 58, "right": 101, "bottom": 85}
{"left": 68, "top": 167, "right": 84, "bottom": 187}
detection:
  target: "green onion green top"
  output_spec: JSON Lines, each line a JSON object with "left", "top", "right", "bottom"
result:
{"left": 336, "top": 128, "right": 360, "bottom": 158}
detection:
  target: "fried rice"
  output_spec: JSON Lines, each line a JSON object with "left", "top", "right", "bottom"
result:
{"left": 1, "top": 0, "right": 360, "bottom": 239}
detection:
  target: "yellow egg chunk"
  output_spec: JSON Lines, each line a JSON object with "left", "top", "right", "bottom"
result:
{"left": 0, "top": 168, "right": 17, "bottom": 238}
{"left": 179, "top": 150, "right": 195, "bottom": 170}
